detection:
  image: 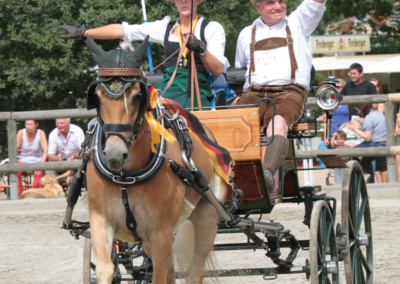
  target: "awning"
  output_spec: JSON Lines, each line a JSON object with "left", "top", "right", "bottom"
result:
{"left": 312, "top": 54, "right": 400, "bottom": 74}
{"left": 363, "top": 55, "right": 400, "bottom": 74}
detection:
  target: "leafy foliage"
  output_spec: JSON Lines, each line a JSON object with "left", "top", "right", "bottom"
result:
{"left": 0, "top": 0, "right": 398, "bottom": 149}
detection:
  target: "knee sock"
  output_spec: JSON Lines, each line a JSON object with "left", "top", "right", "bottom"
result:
{"left": 264, "top": 135, "right": 289, "bottom": 175}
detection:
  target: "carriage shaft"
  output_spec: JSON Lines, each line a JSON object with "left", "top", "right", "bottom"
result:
{"left": 203, "top": 188, "right": 284, "bottom": 232}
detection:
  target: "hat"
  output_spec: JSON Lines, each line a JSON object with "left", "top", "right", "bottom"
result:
{"left": 86, "top": 35, "right": 149, "bottom": 109}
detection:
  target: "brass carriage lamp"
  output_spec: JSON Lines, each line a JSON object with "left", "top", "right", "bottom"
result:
{"left": 316, "top": 77, "right": 342, "bottom": 141}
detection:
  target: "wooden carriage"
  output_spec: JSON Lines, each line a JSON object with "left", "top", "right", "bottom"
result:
{"left": 68, "top": 70, "right": 373, "bottom": 284}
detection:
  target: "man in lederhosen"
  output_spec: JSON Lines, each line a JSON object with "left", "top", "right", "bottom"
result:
{"left": 235, "top": 0, "right": 326, "bottom": 191}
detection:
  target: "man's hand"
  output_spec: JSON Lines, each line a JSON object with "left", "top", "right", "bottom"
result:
{"left": 57, "top": 151, "right": 64, "bottom": 161}
{"left": 184, "top": 34, "right": 207, "bottom": 56}
{"left": 57, "top": 25, "right": 87, "bottom": 39}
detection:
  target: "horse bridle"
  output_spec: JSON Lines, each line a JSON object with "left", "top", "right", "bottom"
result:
{"left": 95, "top": 78, "right": 149, "bottom": 147}
{"left": 101, "top": 118, "right": 141, "bottom": 146}
{"left": 91, "top": 105, "right": 166, "bottom": 185}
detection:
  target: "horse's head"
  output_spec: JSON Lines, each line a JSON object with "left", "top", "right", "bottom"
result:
{"left": 86, "top": 35, "right": 151, "bottom": 170}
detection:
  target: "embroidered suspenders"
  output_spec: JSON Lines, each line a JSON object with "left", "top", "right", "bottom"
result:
{"left": 249, "top": 23, "right": 298, "bottom": 85}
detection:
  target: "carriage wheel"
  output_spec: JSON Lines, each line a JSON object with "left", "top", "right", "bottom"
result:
{"left": 341, "top": 160, "right": 373, "bottom": 284}
{"left": 309, "top": 200, "right": 339, "bottom": 284}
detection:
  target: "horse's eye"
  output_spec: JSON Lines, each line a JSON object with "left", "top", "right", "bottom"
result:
{"left": 132, "top": 95, "right": 140, "bottom": 102}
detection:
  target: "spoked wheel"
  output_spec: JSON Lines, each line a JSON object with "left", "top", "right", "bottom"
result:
{"left": 309, "top": 200, "right": 339, "bottom": 284}
{"left": 341, "top": 160, "right": 373, "bottom": 284}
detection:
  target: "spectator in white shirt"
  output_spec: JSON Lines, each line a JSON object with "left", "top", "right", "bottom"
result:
{"left": 47, "top": 118, "right": 85, "bottom": 189}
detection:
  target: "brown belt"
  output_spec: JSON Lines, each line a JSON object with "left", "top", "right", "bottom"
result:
{"left": 250, "top": 84, "right": 305, "bottom": 94}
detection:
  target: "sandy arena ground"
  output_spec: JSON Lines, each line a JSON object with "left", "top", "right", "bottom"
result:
{"left": 1, "top": 169, "right": 400, "bottom": 283}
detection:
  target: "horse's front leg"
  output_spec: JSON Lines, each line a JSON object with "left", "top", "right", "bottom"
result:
{"left": 146, "top": 229, "right": 176, "bottom": 284}
{"left": 90, "top": 216, "right": 116, "bottom": 284}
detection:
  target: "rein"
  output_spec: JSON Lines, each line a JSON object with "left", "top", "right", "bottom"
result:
{"left": 144, "top": 27, "right": 201, "bottom": 108}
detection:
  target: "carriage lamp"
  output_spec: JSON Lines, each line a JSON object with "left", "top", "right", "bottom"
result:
{"left": 315, "top": 84, "right": 341, "bottom": 111}
{"left": 315, "top": 84, "right": 342, "bottom": 141}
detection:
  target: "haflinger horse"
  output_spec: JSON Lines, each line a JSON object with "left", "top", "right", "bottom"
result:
{"left": 82, "top": 35, "right": 233, "bottom": 283}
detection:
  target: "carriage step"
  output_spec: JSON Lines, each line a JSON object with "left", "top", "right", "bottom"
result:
{"left": 201, "top": 266, "right": 306, "bottom": 278}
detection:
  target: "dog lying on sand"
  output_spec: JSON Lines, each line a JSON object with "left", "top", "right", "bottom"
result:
{"left": 19, "top": 175, "right": 65, "bottom": 199}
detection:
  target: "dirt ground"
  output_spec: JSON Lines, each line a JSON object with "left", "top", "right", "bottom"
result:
{"left": 1, "top": 170, "right": 400, "bottom": 283}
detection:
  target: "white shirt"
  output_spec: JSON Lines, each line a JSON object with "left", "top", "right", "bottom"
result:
{"left": 48, "top": 124, "right": 85, "bottom": 159}
{"left": 235, "top": 0, "right": 326, "bottom": 91}
{"left": 122, "top": 16, "right": 230, "bottom": 72}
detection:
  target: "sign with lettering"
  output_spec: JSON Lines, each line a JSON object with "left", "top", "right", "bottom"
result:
{"left": 311, "top": 35, "right": 371, "bottom": 54}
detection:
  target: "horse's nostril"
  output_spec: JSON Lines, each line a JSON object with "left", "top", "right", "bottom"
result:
{"left": 122, "top": 153, "right": 129, "bottom": 161}
{"left": 102, "top": 151, "right": 107, "bottom": 158}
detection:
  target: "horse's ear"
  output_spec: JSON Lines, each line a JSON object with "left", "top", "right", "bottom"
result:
{"left": 87, "top": 35, "right": 106, "bottom": 64}
{"left": 131, "top": 35, "right": 149, "bottom": 66}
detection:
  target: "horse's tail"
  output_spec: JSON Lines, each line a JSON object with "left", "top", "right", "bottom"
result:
{"left": 173, "top": 220, "right": 219, "bottom": 282}
{"left": 173, "top": 219, "right": 195, "bottom": 273}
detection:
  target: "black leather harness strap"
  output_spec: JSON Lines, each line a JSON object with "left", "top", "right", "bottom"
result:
{"left": 103, "top": 124, "right": 134, "bottom": 132}
{"left": 103, "top": 123, "right": 135, "bottom": 145}
{"left": 121, "top": 186, "right": 142, "bottom": 244}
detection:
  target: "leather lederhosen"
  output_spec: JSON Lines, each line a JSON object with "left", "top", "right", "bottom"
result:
{"left": 163, "top": 19, "right": 209, "bottom": 76}
{"left": 249, "top": 22, "right": 298, "bottom": 86}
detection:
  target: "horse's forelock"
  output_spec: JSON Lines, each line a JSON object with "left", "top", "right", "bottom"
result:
{"left": 119, "top": 42, "right": 134, "bottom": 53}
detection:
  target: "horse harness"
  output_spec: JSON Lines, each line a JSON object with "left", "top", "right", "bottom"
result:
{"left": 71, "top": 102, "right": 215, "bottom": 244}
{"left": 65, "top": 34, "right": 234, "bottom": 245}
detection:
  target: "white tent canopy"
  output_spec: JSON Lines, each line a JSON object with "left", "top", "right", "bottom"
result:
{"left": 363, "top": 55, "right": 400, "bottom": 74}
{"left": 312, "top": 54, "right": 400, "bottom": 74}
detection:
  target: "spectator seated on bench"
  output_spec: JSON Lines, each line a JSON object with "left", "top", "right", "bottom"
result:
{"left": 16, "top": 120, "right": 48, "bottom": 196}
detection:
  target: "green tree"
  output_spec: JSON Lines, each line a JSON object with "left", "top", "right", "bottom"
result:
{"left": 0, "top": 0, "right": 398, "bottom": 152}
{"left": 369, "top": 1, "right": 400, "bottom": 54}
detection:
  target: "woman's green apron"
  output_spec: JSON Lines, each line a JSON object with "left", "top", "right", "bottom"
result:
{"left": 155, "top": 67, "right": 213, "bottom": 109}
